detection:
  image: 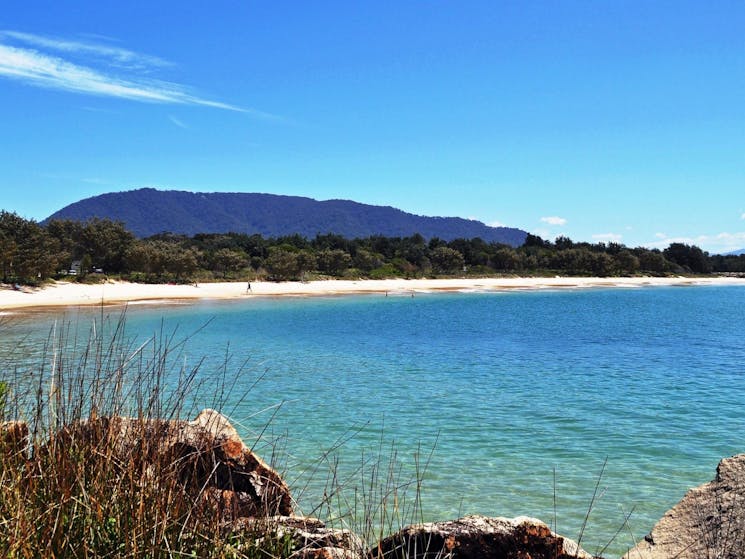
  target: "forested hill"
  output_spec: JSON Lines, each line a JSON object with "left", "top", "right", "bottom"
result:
{"left": 43, "top": 188, "right": 527, "bottom": 245}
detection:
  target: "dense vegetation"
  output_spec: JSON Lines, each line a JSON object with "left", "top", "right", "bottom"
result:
{"left": 2, "top": 210, "right": 744, "bottom": 285}
{"left": 43, "top": 187, "right": 528, "bottom": 244}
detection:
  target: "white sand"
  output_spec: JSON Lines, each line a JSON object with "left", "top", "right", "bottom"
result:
{"left": 1, "top": 276, "right": 744, "bottom": 311}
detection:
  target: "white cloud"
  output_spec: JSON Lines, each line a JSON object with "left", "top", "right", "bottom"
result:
{"left": 532, "top": 228, "right": 552, "bottom": 239}
{"left": 646, "top": 231, "right": 745, "bottom": 254}
{"left": 467, "top": 216, "right": 507, "bottom": 227}
{"left": 0, "top": 32, "right": 280, "bottom": 118}
{"left": 741, "top": 212, "right": 745, "bottom": 220}
{"left": 540, "top": 216, "right": 567, "bottom": 226}
{"left": 592, "top": 233, "right": 623, "bottom": 242}
{"left": 654, "top": 232, "right": 667, "bottom": 239}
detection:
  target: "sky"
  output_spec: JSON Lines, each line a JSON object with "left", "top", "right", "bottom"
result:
{"left": 0, "top": 1, "right": 743, "bottom": 253}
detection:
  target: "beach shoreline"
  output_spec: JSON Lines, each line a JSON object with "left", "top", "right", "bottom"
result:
{"left": 2, "top": 276, "right": 745, "bottom": 312}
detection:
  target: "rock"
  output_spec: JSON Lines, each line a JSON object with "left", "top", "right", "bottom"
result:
{"left": 298, "top": 549, "right": 359, "bottom": 559}
{"left": 370, "top": 514, "right": 597, "bottom": 559}
{"left": 52, "top": 409, "right": 292, "bottom": 519}
{"left": 232, "top": 515, "right": 363, "bottom": 559}
{"left": 623, "top": 453, "right": 745, "bottom": 559}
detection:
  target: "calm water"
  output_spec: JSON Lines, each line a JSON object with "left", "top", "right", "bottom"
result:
{"left": 2, "top": 285, "right": 745, "bottom": 556}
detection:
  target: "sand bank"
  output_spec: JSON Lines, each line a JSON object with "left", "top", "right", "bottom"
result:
{"left": 2, "top": 276, "right": 745, "bottom": 311}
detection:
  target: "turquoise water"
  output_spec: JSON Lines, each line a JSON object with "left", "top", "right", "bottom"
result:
{"left": 3, "top": 285, "right": 745, "bottom": 556}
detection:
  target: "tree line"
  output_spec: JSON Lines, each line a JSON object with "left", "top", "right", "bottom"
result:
{"left": 1, "top": 211, "right": 743, "bottom": 285}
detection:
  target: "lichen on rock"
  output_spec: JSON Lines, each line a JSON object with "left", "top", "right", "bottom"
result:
{"left": 370, "top": 514, "right": 597, "bottom": 559}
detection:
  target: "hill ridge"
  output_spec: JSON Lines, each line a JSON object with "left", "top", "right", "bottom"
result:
{"left": 43, "top": 188, "right": 527, "bottom": 245}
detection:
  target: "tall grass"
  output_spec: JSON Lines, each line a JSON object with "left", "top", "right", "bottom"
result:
{"left": 308, "top": 428, "right": 435, "bottom": 551}
{"left": 0, "top": 310, "right": 295, "bottom": 558}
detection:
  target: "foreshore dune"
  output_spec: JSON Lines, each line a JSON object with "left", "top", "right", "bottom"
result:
{"left": 2, "top": 276, "right": 745, "bottom": 311}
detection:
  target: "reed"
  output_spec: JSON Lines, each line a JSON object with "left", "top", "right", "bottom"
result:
{"left": 0, "top": 310, "right": 295, "bottom": 559}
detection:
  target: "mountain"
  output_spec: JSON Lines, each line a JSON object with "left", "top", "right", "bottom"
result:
{"left": 725, "top": 248, "right": 745, "bottom": 256}
{"left": 43, "top": 188, "right": 527, "bottom": 245}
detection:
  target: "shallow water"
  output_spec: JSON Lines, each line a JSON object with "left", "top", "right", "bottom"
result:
{"left": 2, "top": 285, "right": 744, "bottom": 556}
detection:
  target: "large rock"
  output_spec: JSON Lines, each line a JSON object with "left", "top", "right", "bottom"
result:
{"left": 624, "top": 453, "right": 745, "bottom": 559}
{"left": 233, "top": 515, "right": 364, "bottom": 558}
{"left": 52, "top": 409, "right": 293, "bottom": 519}
{"left": 370, "top": 515, "right": 597, "bottom": 559}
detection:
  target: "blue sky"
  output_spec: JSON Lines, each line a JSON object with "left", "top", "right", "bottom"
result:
{"left": 1, "top": 1, "right": 743, "bottom": 252}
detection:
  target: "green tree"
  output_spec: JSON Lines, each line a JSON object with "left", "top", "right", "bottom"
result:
{"left": 430, "top": 246, "right": 465, "bottom": 274}
{"left": 447, "top": 238, "right": 490, "bottom": 267}
{"left": 126, "top": 241, "right": 162, "bottom": 276}
{"left": 264, "top": 248, "right": 301, "bottom": 281}
{"left": 398, "top": 234, "right": 428, "bottom": 268}
{"left": 523, "top": 234, "right": 548, "bottom": 247}
{"left": 589, "top": 252, "right": 614, "bottom": 276}
{"left": 79, "top": 254, "right": 93, "bottom": 278}
{"left": 316, "top": 249, "right": 352, "bottom": 276}
{"left": 312, "top": 233, "right": 351, "bottom": 252}
{"left": 492, "top": 248, "right": 521, "bottom": 271}
{"left": 637, "top": 249, "right": 668, "bottom": 274}
{"left": 368, "top": 235, "right": 397, "bottom": 259}
{"left": 45, "top": 219, "right": 84, "bottom": 260}
{"left": 554, "top": 236, "right": 574, "bottom": 250}
{"left": 169, "top": 247, "right": 200, "bottom": 280}
{"left": 664, "top": 243, "right": 711, "bottom": 273}
{"left": 353, "top": 249, "right": 384, "bottom": 273}
{"left": 0, "top": 211, "right": 61, "bottom": 283}
{"left": 614, "top": 250, "right": 640, "bottom": 274}
{"left": 79, "top": 219, "right": 135, "bottom": 273}
{"left": 296, "top": 250, "right": 317, "bottom": 280}
{"left": 211, "top": 248, "right": 248, "bottom": 279}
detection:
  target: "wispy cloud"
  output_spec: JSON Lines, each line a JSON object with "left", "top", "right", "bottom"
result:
{"left": 592, "top": 233, "right": 623, "bottom": 242}
{"left": 741, "top": 212, "right": 745, "bottom": 220}
{"left": 0, "top": 31, "right": 278, "bottom": 117}
{"left": 81, "top": 105, "right": 116, "bottom": 113}
{"left": 540, "top": 216, "right": 567, "bottom": 226}
{"left": 0, "top": 43, "right": 245, "bottom": 110}
{"left": 0, "top": 30, "right": 172, "bottom": 71}
{"left": 168, "top": 115, "right": 188, "bottom": 129}
{"left": 488, "top": 220, "right": 506, "bottom": 227}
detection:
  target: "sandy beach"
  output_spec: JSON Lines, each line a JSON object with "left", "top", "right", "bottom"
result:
{"left": 1, "top": 276, "right": 745, "bottom": 311}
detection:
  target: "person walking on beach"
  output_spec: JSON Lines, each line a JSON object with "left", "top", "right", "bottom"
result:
{"left": 246, "top": 282, "right": 252, "bottom": 293}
